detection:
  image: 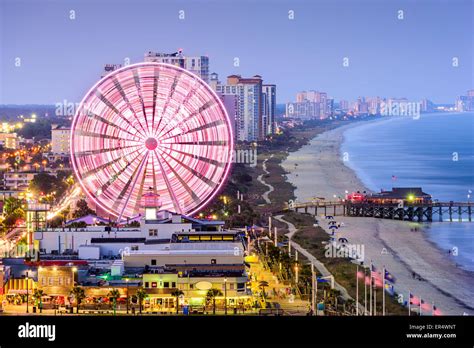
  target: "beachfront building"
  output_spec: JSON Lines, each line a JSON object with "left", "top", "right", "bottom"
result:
{"left": 286, "top": 90, "right": 330, "bottom": 120}
{"left": 366, "top": 187, "right": 432, "bottom": 204}
{"left": 29, "top": 220, "right": 248, "bottom": 313}
{"left": 144, "top": 49, "right": 210, "bottom": 83}
{"left": 262, "top": 84, "right": 277, "bottom": 136}
{"left": 123, "top": 241, "right": 244, "bottom": 268}
{"left": 36, "top": 261, "right": 87, "bottom": 298}
{"left": 339, "top": 99, "right": 350, "bottom": 112}
{"left": 365, "top": 97, "right": 382, "bottom": 115}
{"left": 141, "top": 262, "right": 249, "bottom": 312}
{"left": 286, "top": 101, "right": 319, "bottom": 119}
{"left": 212, "top": 73, "right": 276, "bottom": 141}
{"left": 219, "top": 93, "right": 238, "bottom": 140}
{"left": 420, "top": 99, "right": 435, "bottom": 113}
{"left": 455, "top": 90, "right": 474, "bottom": 112}
{"left": 354, "top": 97, "right": 369, "bottom": 115}
{"left": 213, "top": 74, "right": 263, "bottom": 141}
{"left": 142, "top": 267, "right": 250, "bottom": 311}
{"left": 33, "top": 211, "right": 227, "bottom": 257}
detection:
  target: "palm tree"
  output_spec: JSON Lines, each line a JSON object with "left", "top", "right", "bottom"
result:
{"left": 171, "top": 289, "right": 184, "bottom": 314}
{"left": 70, "top": 286, "right": 85, "bottom": 314}
{"left": 258, "top": 280, "right": 269, "bottom": 300}
{"left": 135, "top": 288, "right": 148, "bottom": 314}
{"left": 33, "top": 289, "right": 44, "bottom": 313}
{"left": 108, "top": 289, "right": 121, "bottom": 315}
{"left": 206, "top": 288, "right": 223, "bottom": 315}
{"left": 32, "top": 289, "right": 43, "bottom": 303}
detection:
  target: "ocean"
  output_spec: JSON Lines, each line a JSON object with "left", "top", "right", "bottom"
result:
{"left": 341, "top": 112, "right": 474, "bottom": 271}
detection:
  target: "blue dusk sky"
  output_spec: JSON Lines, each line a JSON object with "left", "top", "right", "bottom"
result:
{"left": 0, "top": 0, "right": 472, "bottom": 104}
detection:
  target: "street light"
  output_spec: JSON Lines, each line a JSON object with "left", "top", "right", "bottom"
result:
{"left": 71, "top": 267, "right": 77, "bottom": 287}
{"left": 26, "top": 270, "right": 30, "bottom": 313}
{"left": 126, "top": 278, "right": 130, "bottom": 314}
{"left": 224, "top": 277, "right": 227, "bottom": 315}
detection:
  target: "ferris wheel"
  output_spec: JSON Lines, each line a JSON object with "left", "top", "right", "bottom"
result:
{"left": 70, "top": 62, "right": 234, "bottom": 220}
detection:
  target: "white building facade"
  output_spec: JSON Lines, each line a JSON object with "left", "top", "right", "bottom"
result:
{"left": 144, "top": 50, "right": 210, "bottom": 83}
{"left": 214, "top": 74, "right": 263, "bottom": 142}
{"left": 262, "top": 84, "right": 276, "bottom": 136}
{"left": 51, "top": 124, "right": 70, "bottom": 155}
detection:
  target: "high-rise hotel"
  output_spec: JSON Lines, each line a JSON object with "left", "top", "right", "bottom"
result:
{"left": 211, "top": 73, "right": 276, "bottom": 142}
{"left": 262, "top": 84, "right": 277, "bottom": 136}
{"left": 101, "top": 50, "right": 275, "bottom": 142}
{"left": 287, "top": 90, "right": 331, "bottom": 119}
{"left": 144, "top": 49, "right": 210, "bottom": 83}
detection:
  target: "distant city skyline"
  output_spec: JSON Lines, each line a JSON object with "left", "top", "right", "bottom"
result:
{"left": 0, "top": 0, "right": 472, "bottom": 105}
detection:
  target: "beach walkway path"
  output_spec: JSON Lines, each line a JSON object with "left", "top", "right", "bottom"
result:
{"left": 257, "top": 154, "right": 274, "bottom": 204}
{"left": 274, "top": 214, "right": 356, "bottom": 305}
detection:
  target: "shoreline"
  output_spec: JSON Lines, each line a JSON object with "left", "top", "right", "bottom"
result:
{"left": 281, "top": 120, "right": 474, "bottom": 315}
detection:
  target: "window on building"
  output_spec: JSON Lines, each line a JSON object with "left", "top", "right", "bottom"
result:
{"left": 151, "top": 259, "right": 157, "bottom": 265}
{"left": 211, "top": 259, "right": 216, "bottom": 264}
{"left": 149, "top": 229, "right": 158, "bottom": 237}
{"left": 230, "top": 283, "right": 234, "bottom": 290}
{"left": 171, "top": 282, "right": 176, "bottom": 288}
{"left": 58, "top": 277, "right": 63, "bottom": 285}
{"left": 145, "top": 282, "right": 149, "bottom": 288}
{"left": 48, "top": 277, "right": 53, "bottom": 285}
{"left": 151, "top": 282, "right": 157, "bottom": 288}
{"left": 163, "top": 282, "right": 169, "bottom": 288}
{"left": 41, "top": 277, "right": 46, "bottom": 286}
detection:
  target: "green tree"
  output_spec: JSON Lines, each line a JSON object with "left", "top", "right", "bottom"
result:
{"left": 48, "top": 212, "right": 67, "bottom": 228}
{"left": 70, "top": 286, "right": 85, "bottom": 314}
{"left": 72, "top": 199, "right": 95, "bottom": 218}
{"left": 17, "top": 236, "right": 27, "bottom": 246}
{"left": 171, "top": 289, "right": 184, "bottom": 314}
{"left": 29, "top": 172, "right": 56, "bottom": 194}
{"left": 2, "top": 207, "right": 26, "bottom": 227}
{"left": 258, "top": 280, "right": 269, "bottom": 301}
{"left": 29, "top": 172, "right": 68, "bottom": 201}
{"left": 108, "top": 289, "right": 121, "bottom": 315}
{"left": 135, "top": 288, "right": 148, "bottom": 314}
{"left": 3, "top": 197, "right": 23, "bottom": 215}
{"left": 33, "top": 289, "right": 45, "bottom": 312}
{"left": 206, "top": 288, "right": 223, "bottom": 315}
{"left": 31, "top": 152, "right": 44, "bottom": 166}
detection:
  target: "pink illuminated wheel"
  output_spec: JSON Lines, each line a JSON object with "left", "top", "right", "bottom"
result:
{"left": 70, "top": 62, "right": 234, "bottom": 220}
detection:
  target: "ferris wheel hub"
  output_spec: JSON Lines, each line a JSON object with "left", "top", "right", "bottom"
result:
{"left": 145, "top": 137, "right": 158, "bottom": 151}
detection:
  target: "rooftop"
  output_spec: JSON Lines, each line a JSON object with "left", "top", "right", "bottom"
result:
{"left": 369, "top": 187, "right": 431, "bottom": 199}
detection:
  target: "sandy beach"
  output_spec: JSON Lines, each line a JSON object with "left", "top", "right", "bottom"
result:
{"left": 282, "top": 122, "right": 474, "bottom": 315}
